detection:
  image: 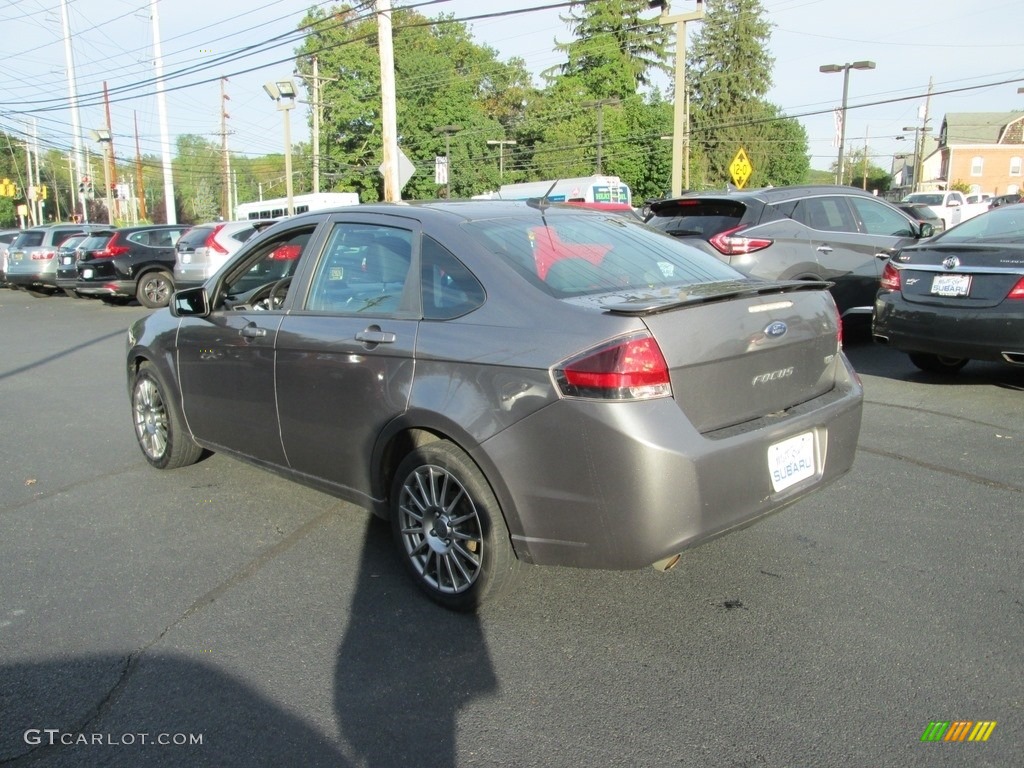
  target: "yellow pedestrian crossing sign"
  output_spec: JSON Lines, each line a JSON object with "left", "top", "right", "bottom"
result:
{"left": 729, "top": 148, "right": 753, "bottom": 189}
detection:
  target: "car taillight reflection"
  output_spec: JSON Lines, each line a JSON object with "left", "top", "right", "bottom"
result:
{"left": 708, "top": 225, "right": 773, "bottom": 256}
{"left": 554, "top": 334, "right": 671, "bottom": 400}
{"left": 204, "top": 224, "right": 229, "bottom": 254}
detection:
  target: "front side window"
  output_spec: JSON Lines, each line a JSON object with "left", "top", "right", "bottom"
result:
{"left": 848, "top": 197, "right": 914, "bottom": 237}
{"left": 305, "top": 224, "right": 412, "bottom": 315}
{"left": 218, "top": 225, "right": 318, "bottom": 310}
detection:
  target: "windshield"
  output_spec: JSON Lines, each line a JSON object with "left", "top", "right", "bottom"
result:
{"left": 933, "top": 206, "right": 1024, "bottom": 243}
{"left": 463, "top": 211, "right": 743, "bottom": 298}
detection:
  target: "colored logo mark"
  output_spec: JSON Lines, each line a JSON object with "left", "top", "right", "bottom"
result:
{"left": 921, "top": 721, "right": 997, "bottom": 742}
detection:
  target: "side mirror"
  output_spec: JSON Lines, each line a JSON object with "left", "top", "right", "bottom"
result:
{"left": 918, "top": 222, "right": 934, "bottom": 239}
{"left": 171, "top": 286, "right": 210, "bottom": 317}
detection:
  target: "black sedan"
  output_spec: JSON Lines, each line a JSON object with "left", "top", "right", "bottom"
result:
{"left": 127, "top": 201, "right": 863, "bottom": 610}
{"left": 873, "top": 204, "right": 1024, "bottom": 373}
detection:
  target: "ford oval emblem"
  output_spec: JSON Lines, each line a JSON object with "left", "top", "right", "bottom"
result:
{"left": 765, "top": 321, "right": 788, "bottom": 339}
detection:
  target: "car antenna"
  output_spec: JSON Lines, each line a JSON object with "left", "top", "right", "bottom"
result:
{"left": 526, "top": 180, "right": 560, "bottom": 211}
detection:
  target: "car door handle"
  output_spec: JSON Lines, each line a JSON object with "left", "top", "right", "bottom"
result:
{"left": 355, "top": 329, "right": 397, "bottom": 344}
{"left": 816, "top": 245, "right": 833, "bottom": 254}
{"left": 240, "top": 325, "right": 267, "bottom": 339}
{"left": 875, "top": 252, "right": 891, "bottom": 260}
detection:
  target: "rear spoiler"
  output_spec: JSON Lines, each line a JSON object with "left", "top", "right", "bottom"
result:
{"left": 602, "top": 279, "right": 833, "bottom": 316}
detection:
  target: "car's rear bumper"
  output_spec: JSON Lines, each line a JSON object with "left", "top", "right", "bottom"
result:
{"left": 873, "top": 293, "right": 1024, "bottom": 363}
{"left": 478, "top": 353, "right": 864, "bottom": 570}
{"left": 6, "top": 270, "right": 57, "bottom": 288}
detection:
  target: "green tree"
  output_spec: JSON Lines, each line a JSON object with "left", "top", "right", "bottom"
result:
{"left": 686, "top": 0, "right": 808, "bottom": 188}
{"left": 172, "top": 135, "right": 222, "bottom": 223}
{"left": 295, "top": 5, "right": 532, "bottom": 200}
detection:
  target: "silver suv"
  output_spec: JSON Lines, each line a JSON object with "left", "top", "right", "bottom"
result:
{"left": 5, "top": 224, "right": 104, "bottom": 296}
{"left": 174, "top": 221, "right": 260, "bottom": 288}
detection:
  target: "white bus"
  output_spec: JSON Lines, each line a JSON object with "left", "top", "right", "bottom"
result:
{"left": 478, "top": 176, "right": 632, "bottom": 205}
{"left": 235, "top": 192, "right": 359, "bottom": 220}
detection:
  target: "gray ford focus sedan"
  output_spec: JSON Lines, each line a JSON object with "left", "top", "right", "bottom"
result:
{"left": 126, "top": 201, "right": 863, "bottom": 611}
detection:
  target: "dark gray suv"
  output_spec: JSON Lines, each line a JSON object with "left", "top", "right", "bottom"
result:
{"left": 645, "top": 185, "right": 934, "bottom": 319}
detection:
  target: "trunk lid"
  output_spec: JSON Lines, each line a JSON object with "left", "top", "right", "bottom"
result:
{"left": 893, "top": 243, "right": 1024, "bottom": 309}
{"left": 605, "top": 281, "right": 841, "bottom": 433}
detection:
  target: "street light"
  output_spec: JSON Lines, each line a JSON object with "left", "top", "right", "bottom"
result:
{"left": 820, "top": 60, "right": 875, "bottom": 186}
{"left": 264, "top": 78, "right": 297, "bottom": 216}
{"left": 487, "top": 139, "right": 516, "bottom": 181}
{"left": 582, "top": 98, "right": 621, "bottom": 174}
{"left": 434, "top": 125, "right": 461, "bottom": 199}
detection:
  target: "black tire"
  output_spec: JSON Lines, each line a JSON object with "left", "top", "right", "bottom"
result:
{"left": 908, "top": 352, "right": 968, "bottom": 374}
{"left": 25, "top": 287, "right": 55, "bottom": 298}
{"left": 131, "top": 361, "right": 203, "bottom": 470}
{"left": 391, "top": 440, "right": 521, "bottom": 612}
{"left": 137, "top": 270, "right": 174, "bottom": 308}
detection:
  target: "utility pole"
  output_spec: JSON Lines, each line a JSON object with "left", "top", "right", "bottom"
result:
{"left": 582, "top": 98, "right": 620, "bottom": 174}
{"left": 134, "top": 112, "right": 147, "bottom": 221}
{"left": 377, "top": 0, "right": 401, "bottom": 201}
{"left": 151, "top": 0, "right": 176, "bottom": 224}
{"left": 25, "top": 138, "right": 37, "bottom": 226}
{"left": 655, "top": 0, "right": 704, "bottom": 197}
{"left": 60, "top": 0, "right": 87, "bottom": 223}
{"left": 103, "top": 82, "right": 118, "bottom": 221}
{"left": 221, "top": 77, "right": 231, "bottom": 218}
{"left": 487, "top": 139, "right": 516, "bottom": 181}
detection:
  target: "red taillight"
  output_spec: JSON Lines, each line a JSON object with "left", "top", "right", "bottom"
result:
{"left": 205, "top": 224, "right": 229, "bottom": 255}
{"left": 555, "top": 334, "right": 671, "bottom": 400}
{"left": 708, "top": 225, "right": 773, "bottom": 256}
{"left": 93, "top": 234, "right": 129, "bottom": 259}
{"left": 31, "top": 250, "right": 56, "bottom": 260}
{"left": 880, "top": 262, "right": 901, "bottom": 292}
{"left": 833, "top": 298, "right": 843, "bottom": 348}
{"left": 1008, "top": 276, "right": 1024, "bottom": 299}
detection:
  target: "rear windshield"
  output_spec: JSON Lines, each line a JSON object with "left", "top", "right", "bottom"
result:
{"left": 644, "top": 199, "right": 747, "bottom": 238}
{"left": 177, "top": 227, "right": 214, "bottom": 248}
{"left": 78, "top": 234, "right": 115, "bottom": 250}
{"left": 462, "top": 212, "right": 741, "bottom": 298}
{"left": 12, "top": 231, "right": 45, "bottom": 248}
{"left": 934, "top": 205, "right": 1024, "bottom": 243}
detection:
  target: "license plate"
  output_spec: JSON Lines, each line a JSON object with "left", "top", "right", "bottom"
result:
{"left": 768, "top": 432, "right": 816, "bottom": 492}
{"left": 181, "top": 253, "right": 191, "bottom": 264}
{"left": 62, "top": 255, "right": 73, "bottom": 265}
{"left": 930, "top": 274, "right": 971, "bottom": 297}
{"left": 82, "top": 268, "right": 93, "bottom": 279}
{"left": 11, "top": 252, "right": 22, "bottom": 262}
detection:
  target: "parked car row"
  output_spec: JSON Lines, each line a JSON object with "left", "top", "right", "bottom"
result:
{"left": 643, "top": 185, "right": 1023, "bottom": 377}
{"left": 0, "top": 220, "right": 267, "bottom": 307}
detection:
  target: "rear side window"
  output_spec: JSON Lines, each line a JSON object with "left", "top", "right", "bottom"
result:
{"left": 644, "top": 199, "right": 747, "bottom": 237}
{"left": 13, "top": 231, "right": 45, "bottom": 248}
{"left": 421, "top": 236, "right": 484, "bottom": 320}
{"left": 793, "top": 196, "right": 857, "bottom": 233}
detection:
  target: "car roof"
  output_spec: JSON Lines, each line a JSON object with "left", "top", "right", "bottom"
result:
{"left": 652, "top": 185, "right": 886, "bottom": 207}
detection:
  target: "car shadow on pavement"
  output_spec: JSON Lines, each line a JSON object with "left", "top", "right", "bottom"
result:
{"left": 333, "top": 516, "right": 497, "bottom": 768}
{"left": 0, "top": 654, "right": 349, "bottom": 767}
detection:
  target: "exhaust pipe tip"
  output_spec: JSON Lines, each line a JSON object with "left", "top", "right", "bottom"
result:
{"left": 652, "top": 553, "right": 682, "bottom": 572}
{"left": 872, "top": 334, "right": 889, "bottom": 345}
{"left": 1001, "top": 351, "right": 1024, "bottom": 366}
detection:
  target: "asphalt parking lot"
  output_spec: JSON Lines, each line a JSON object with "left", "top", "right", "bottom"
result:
{"left": 1, "top": 290, "right": 1021, "bottom": 767}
